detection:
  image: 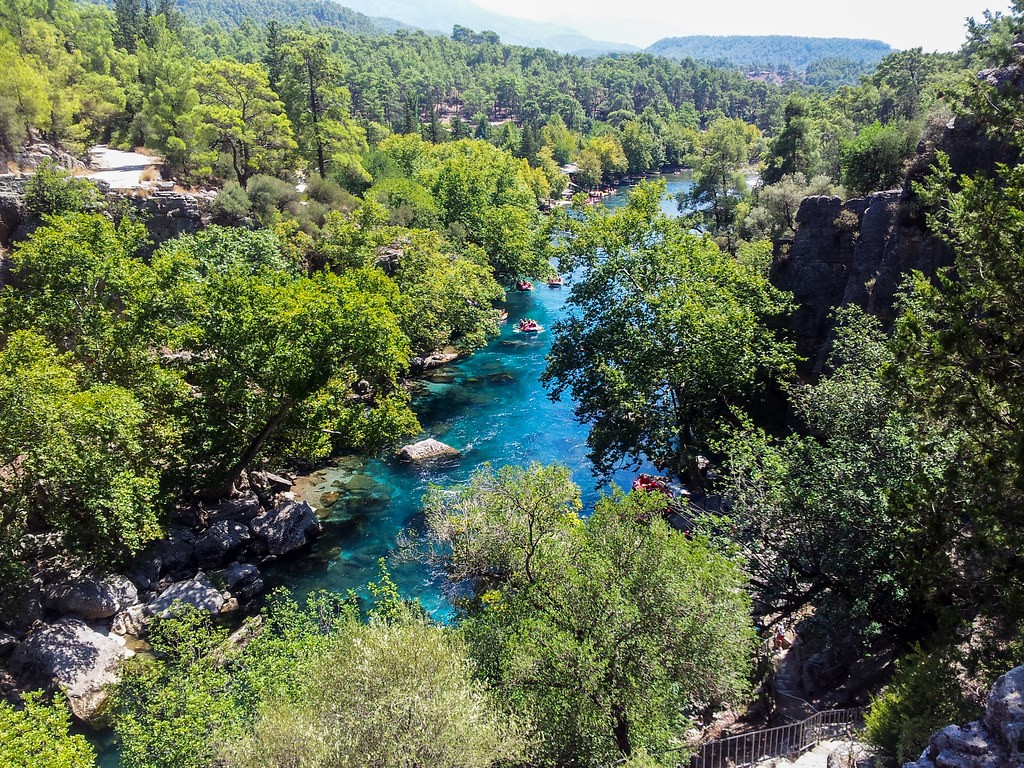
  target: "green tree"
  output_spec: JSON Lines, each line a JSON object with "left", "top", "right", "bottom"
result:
{"left": 544, "top": 182, "right": 794, "bottom": 487}
{"left": 723, "top": 309, "right": 951, "bottom": 646}
{"left": 742, "top": 173, "right": 844, "bottom": 241}
{"left": 762, "top": 96, "right": 821, "bottom": 184}
{"left": 840, "top": 121, "right": 917, "bottom": 196}
{"left": 134, "top": 23, "right": 199, "bottom": 176}
{"left": 891, "top": 155, "right": 1024, "bottom": 633}
{"left": 0, "top": 691, "right": 96, "bottom": 768}
{"left": 281, "top": 31, "right": 369, "bottom": 185}
{"left": 681, "top": 116, "right": 758, "bottom": 243}
{"left": 152, "top": 228, "right": 417, "bottom": 497}
{"left": 194, "top": 59, "right": 297, "bottom": 184}
{"left": 423, "top": 463, "right": 754, "bottom": 766}
{"left": 0, "top": 331, "right": 163, "bottom": 590}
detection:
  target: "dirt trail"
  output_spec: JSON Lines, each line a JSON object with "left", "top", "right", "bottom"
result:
{"left": 86, "top": 146, "right": 158, "bottom": 189}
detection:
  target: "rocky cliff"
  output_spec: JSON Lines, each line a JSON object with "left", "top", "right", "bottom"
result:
{"left": 0, "top": 175, "right": 208, "bottom": 257}
{"left": 772, "top": 112, "right": 1019, "bottom": 373}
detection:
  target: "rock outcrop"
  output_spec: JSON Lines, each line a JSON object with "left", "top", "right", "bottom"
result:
{"left": 0, "top": 175, "right": 207, "bottom": 255}
{"left": 148, "top": 573, "right": 226, "bottom": 618}
{"left": 8, "top": 618, "right": 130, "bottom": 721}
{"left": 906, "top": 666, "right": 1024, "bottom": 768}
{"left": 398, "top": 438, "right": 460, "bottom": 461}
{"left": 773, "top": 110, "right": 1019, "bottom": 372}
{"left": 126, "top": 189, "right": 206, "bottom": 250}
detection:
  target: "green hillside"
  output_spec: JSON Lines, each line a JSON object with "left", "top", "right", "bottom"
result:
{"left": 646, "top": 34, "right": 892, "bottom": 70}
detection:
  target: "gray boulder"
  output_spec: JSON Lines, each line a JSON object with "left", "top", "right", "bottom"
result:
{"left": 206, "top": 495, "right": 262, "bottom": 524}
{"left": 8, "top": 618, "right": 129, "bottom": 721}
{"left": 211, "top": 563, "right": 264, "bottom": 601}
{"left": 194, "top": 520, "right": 251, "bottom": 568}
{"left": 128, "top": 526, "right": 196, "bottom": 589}
{"left": 398, "top": 438, "right": 459, "bottom": 462}
{"left": 110, "top": 604, "right": 148, "bottom": 637}
{"left": 0, "top": 630, "right": 16, "bottom": 656}
{"left": 44, "top": 572, "right": 138, "bottom": 620}
{"left": 249, "top": 501, "right": 322, "bottom": 557}
{"left": 147, "top": 574, "right": 225, "bottom": 617}
{"left": 907, "top": 665, "right": 1024, "bottom": 768}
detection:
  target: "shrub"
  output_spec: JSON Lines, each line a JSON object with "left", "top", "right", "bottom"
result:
{"left": 210, "top": 182, "right": 251, "bottom": 223}
{"left": 23, "top": 160, "right": 100, "bottom": 218}
{"left": 305, "top": 174, "right": 358, "bottom": 212}
{"left": 0, "top": 691, "right": 96, "bottom": 768}
{"left": 864, "top": 647, "right": 982, "bottom": 764}
{"left": 245, "top": 175, "right": 299, "bottom": 222}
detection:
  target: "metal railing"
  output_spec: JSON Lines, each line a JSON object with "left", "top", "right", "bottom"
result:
{"left": 689, "top": 708, "right": 864, "bottom": 768}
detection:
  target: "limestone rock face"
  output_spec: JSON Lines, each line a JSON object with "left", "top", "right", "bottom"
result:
{"left": 906, "top": 665, "right": 1024, "bottom": 768}
{"left": 398, "top": 438, "right": 459, "bottom": 462}
{"left": 8, "top": 618, "right": 129, "bottom": 721}
{"left": 128, "top": 190, "right": 205, "bottom": 250}
{"left": 772, "top": 100, "right": 1019, "bottom": 373}
{"left": 249, "top": 500, "right": 322, "bottom": 557}
{"left": 44, "top": 572, "right": 139, "bottom": 620}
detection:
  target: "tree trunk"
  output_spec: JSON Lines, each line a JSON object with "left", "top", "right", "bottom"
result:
{"left": 203, "top": 399, "right": 293, "bottom": 501}
{"left": 306, "top": 58, "right": 326, "bottom": 177}
{"left": 612, "top": 702, "right": 632, "bottom": 758}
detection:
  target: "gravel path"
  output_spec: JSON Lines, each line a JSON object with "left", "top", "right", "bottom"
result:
{"left": 86, "top": 146, "right": 158, "bottom": 189}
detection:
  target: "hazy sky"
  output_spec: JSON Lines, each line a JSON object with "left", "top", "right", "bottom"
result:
{"left": 472, "top": 0, "right": 1013, "bottom": 51}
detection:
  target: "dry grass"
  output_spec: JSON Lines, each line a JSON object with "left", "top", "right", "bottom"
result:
{"left": 140, "top": 167, "right": 161, "bottom": 183}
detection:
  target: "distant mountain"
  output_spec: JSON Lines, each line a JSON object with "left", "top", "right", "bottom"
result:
{"left": 324, "top": 0, "right": 638, "bottom": 54}
{"left": 645, "top": 35, "right": 892, "bottom": 71}
{"left": 175, "top": 0, "right": 410, "bottom": 35}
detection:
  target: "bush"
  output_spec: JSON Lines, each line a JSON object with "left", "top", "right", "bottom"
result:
{"left": 864, "top": 647, "right": 982, "bottom": 764}
{"left": 23, "top": 160, "right": 100, "bottom": 218}
{"left": 210, "top": 182, "right": 251, "bottom": 223}
{"left": 0, "top": 691, "right": 96, "bottom": 768}
{"left": 305, "top": 174, "right": 358, "bottom": 212}
{"left": 245, "top": 175, "right": 299, "bottom": 222}
{"left": 840, "top": 121, "right": 918, "bottom": 197}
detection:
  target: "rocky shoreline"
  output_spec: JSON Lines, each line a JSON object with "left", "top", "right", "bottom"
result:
{"left": 0, "top": 469, "right": 322, "bottom": 723}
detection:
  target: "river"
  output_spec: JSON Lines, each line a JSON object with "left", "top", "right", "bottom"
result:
{"left": 273, "top": 172, "right": 694, "bottom": 616}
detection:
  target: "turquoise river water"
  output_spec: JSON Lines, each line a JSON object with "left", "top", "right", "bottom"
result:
{"left": 272, "top": 172, "right": 693, "bottom": 616}
{"left": 93, "top": 173, "right": 692, "bottom": 766}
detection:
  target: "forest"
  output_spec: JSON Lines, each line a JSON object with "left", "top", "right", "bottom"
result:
{"left": 2, "top": 0, "right": 1024, "bottom": 766}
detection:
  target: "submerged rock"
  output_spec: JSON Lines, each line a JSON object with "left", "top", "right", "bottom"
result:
{"left": 398, "top": 438, "right": 459, "bottom": 462}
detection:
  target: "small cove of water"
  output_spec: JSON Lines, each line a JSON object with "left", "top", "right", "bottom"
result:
{"left": 276, "top": 172, "right": 694, "bottom": 614}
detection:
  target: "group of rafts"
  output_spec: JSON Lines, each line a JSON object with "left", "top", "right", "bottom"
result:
{"left": 508, "top": 275, "right": 564, "bottom": 334}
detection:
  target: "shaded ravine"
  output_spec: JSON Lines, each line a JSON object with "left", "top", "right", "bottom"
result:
{"left": 273, "top": 173, "right": 694, "bottom": 615}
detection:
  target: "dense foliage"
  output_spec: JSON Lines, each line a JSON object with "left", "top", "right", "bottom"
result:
{"left": 544, "top": 182, "right": 794, "bottom": 486}
{"left": 422, "top": 463, "right": 754, "bottom": 765}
